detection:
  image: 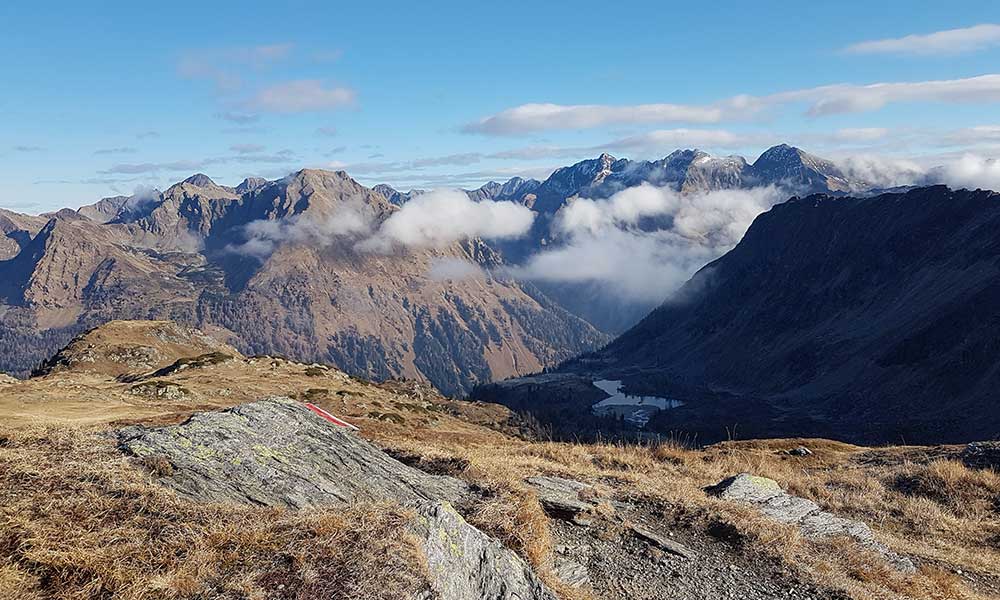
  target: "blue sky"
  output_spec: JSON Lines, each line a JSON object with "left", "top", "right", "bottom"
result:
{"left": 2, "top": 1, "right": 1000, "bottom": 212}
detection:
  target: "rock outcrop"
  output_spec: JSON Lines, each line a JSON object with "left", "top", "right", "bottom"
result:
{"left": 413, "top": 502, "right": 557, "bottom": 600}
{"left": 708, "top": 474, "right": 915, "bottom": 573}
{"left": 117, "top": 396, "right": 467, "bottom": 508}
{"left": 117, "top": 397, "right": 556, "bottom": 600}
{"left": 35, "top": 320, "right": 241, "bottom": 378}
{"left": 962, "top": 441, "right": 1000, "bottom": 470}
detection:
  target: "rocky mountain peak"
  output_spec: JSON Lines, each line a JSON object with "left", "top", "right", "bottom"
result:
{"left": 235, "top": 177, "right": 268, "bottom": 195}
{"left": 181, "top": 173, "right": 218, "bottom": 187}
{"left": 751, "top": 144, "right": 859, "bottom": 193}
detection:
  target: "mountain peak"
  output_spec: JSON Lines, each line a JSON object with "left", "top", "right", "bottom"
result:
{"left": 182, "top": 173, "right": 217, "bottom": 187}
{"left": 597, "top": 152, "right": 617, "bottom": 166}
{"left": 236, "top": 177, "right": 268, "bottom": 195}
{"left": 755, "top": 144, "right": 804, "bottom": 163}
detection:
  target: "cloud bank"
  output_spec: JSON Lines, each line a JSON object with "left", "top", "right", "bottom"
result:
{"left": 509, "top": 184, "right": 786, "bottom": 303}
{"left": 232, "top": 188, "right": 535, "bottom": 259}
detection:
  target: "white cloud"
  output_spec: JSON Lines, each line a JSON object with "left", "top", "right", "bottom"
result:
{"left": 361, "top": 189, "right": 535, "bottom": 252}
{"left": 844, "top": 24, "right": 1000, "bottom": 56}
{"left": 248, "top": 80, "right": 355, "bottom": 113}
{"left": 509, "top": 185, "right": 785, "bottom": 303}
{"left": 837, "top": 151, "right": 1000, "bottom": 191}
{"left": 229, "top": 202, "right": 375, "bottom": 259}
{"left": 837, "top": 155, "right": 926, "bottom": 188}
{"left": 943, "top": 125, "right": 1000, "bottom": 146}
{"left": 930, "top": 154, "right": 1000, "bottom": 191}
{"left": 463, "top": 75, "right": 1000, "bottom": 134}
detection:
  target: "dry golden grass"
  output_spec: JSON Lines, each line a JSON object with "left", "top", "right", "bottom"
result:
{"left": 0, "top": 426, "right": 430, "bottom": 600}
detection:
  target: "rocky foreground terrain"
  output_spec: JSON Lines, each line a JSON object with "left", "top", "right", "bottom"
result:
{"left": 1, "top": 320, "right": 999, "bottom": 599}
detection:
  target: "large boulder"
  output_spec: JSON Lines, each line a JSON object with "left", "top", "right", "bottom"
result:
{"left": 708, "top": 473, "right": 915, "bottom": 573}
{"left": 118, "top": 397, "right": 557, "bottom": 600}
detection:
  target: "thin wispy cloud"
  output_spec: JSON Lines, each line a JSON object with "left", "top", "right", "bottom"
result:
{"left": 230, "top": 143, "right": 266, "bottom": 155}
{"left": 247, "top": 80, "right": 356, "bottom": 113}
{"left": 100, "top": 159, "right": 221, "bottom": 175}
{"left": 316, "top": 126, "right": 338, "bottom": 137}
{"left": 13, "top": 145, "right": 46, "bottom": 153}
{"left": 100, "top": 151, "right": 296, "bottom": 175}
{"left": 777, "top": 74, "right": 1000, "bottom": 116}
{"left": 830, "top": 128, "right": 890, "bottom": 142}
{"left": 94, "top": 147, "right": 138, "bottom": 155}
{"left": 464, "top": 75, "right": 1000, "bottom": 134}
{"left": 844, "top": 24, "right": 1000, "bottom": 56}
{"left": 136, "top": 131, "right": 160, "bottom": 139}
{"left": 216, "top": 111, "right": 260, "bottom": 124}
{"left": 178, "top": 43, "right": 294, "bottom": 92}
{"left": 943, "top": 125, "right": 1000, "bottom": 146}
{"left": 462, "top": 101, "right": 749, "bottom": 135}
{"left": 605, "top": 129, "right": 757, "bottom": 151}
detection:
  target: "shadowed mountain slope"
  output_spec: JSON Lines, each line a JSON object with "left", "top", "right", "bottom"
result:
{"left": 478, "top": 186, "right": 1000, "bottom": 444}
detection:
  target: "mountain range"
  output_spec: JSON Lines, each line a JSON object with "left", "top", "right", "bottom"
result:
{"left": 0, "top": 143, "right": 950, "bottom": 399}
{"left": 374, "top": 144, "right": 869, "bottom": 216}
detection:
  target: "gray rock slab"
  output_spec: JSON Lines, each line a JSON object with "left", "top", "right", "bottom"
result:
{"left": 117, "top": 397, "right": 557, "bottom": 600}
{"left": 708, "top": 473, "right": 915, "bottom": 574}
{"left": 117, "top": 396, "right": 468, "bottom": 509}
{"left": 526, "top": 475, "right": 598, "bottom": 517}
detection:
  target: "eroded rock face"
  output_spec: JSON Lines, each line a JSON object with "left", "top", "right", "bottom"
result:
{"left": 708, "top": 474, "right": 915, "bottom": 573}
{"left": 117, "top": 397, "right": 556, "bottom": 600}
